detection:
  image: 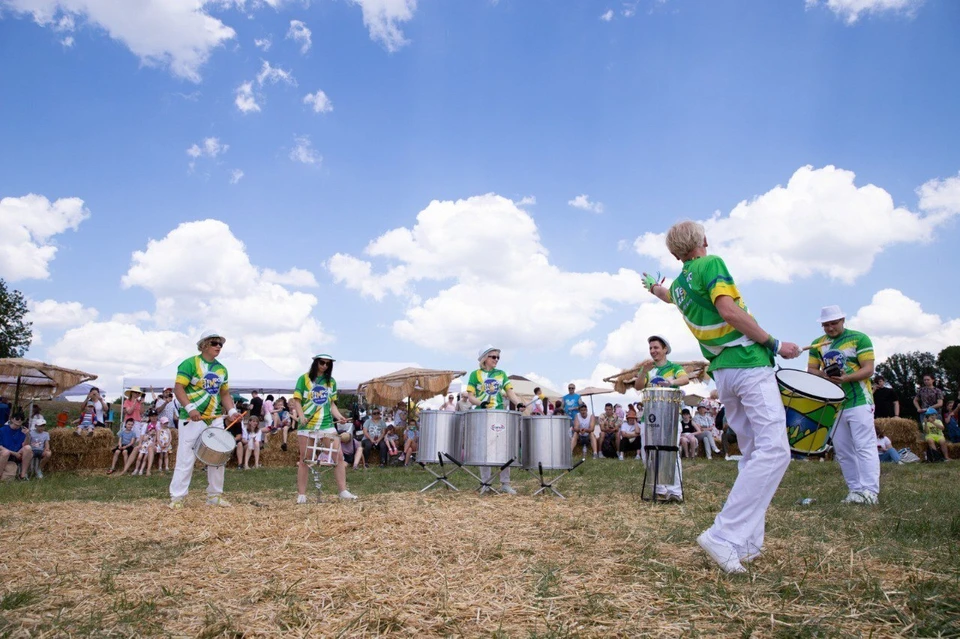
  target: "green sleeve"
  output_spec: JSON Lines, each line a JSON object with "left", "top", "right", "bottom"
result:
{"left": 294, "top": 374, "right": 308, "bottom": 402}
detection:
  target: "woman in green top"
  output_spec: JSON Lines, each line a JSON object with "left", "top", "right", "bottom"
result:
{"left": 290, "top": 354, "right": 357, "bottom": 504}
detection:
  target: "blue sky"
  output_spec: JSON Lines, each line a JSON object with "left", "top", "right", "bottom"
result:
{"left": 1, "top": 0, "right": 958, "bottom": 399}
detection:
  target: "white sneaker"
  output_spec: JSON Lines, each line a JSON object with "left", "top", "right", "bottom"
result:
{"left": 635, "top": 453, "right": 641, "bottom": 460}
{"left": 296, "top": 494, "right": 307, "bottom": 504}
{"left": 338, "top": 490, "right": 358, "bottom": 500}
{"left": 593, "top": 453, "right": 600, "bottom": 459}
{"left": 500, "top": 484, "right": 517, "bottom": 495}
{"left": 205, "top": 495, "right": 232, "bottom": 507}
{"left": 168, "top": 499, "right": 184, "bottom": 510}
{"left": 35, "top": 469, "right": 44, "bottom": 479}
{"left": 725, "top": 455, "right": 743, "bottom": 461}
{"left": 697, "top": 531, "right": 746, "bottom": 574}
{"left": 844, "top": 490, "right": 878, "bottom": 505}
{"left": 618, "top": 452, "right": 624, "bottom": 461}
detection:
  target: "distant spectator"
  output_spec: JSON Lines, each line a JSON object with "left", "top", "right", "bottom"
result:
{"left": 553, "top": 400, "right": 565, "bottom": 416}
{"left": 243, "top": 415, "right": 262, "bottom": 469}
{"left": 122, "top": 388, "right": 144, "bottom": 430}
{"left": 249, "top": 390, "right": 264, "bottom": 422}
{"left": 944, "top": 400, "right": 960, "bottom": 444}
{"left": 693, "top": 403, "right": 721, "bottom": 459}
{"left": 75, "top": 403, "right": 97, "bottom": 435}
{"left": 340, "top": 432, "right": 363, "bottom": 469}
{"left": 226, "top": 409, "right": 245, "bottom": 469}
{"left": 923, "top": 407, "right": 950, "bottom": 461}
{"left": 83, "top": 387, "right": 108, "bottom": 426}
{"left": 872, "top": 376, "right": 899, "bottom": 419}
{"left": 361, "top": 408, "right": 389, "bottom": 467}
{"left": 0, "top": 412, "right": 32, "bottom": 481}
{"left": 614, "top": 404, "right": 625, "bottom": 420}
{"left": 262, "top": 395, "right": 276, "bottom": 433}
{"left": 155, "top": 388, "right": 179, "bottom": 429}
{"left": 0, "top": 397, "right": 9, "bottom": 428}
{"left": 571, "top": 404, "right": 592, "bottom": 459}
{"left": 441, "top": 394, "right": 457, "bottom": 411}
{"left": 383, "top": 424, "right": 400, "bottom": 458}
{"left": 109, "top": 419, "right": 137, "bottom": 474}
{"left": 28, "top": 405, "right": 43, "bottom": 433}
{"left": 456, "top": 394, "right": 473, "bottom": 412}
{"left": 155, "top": 417, "right": 173, "bottom": 472}
{"left": 403, "top": 417, "right": 419, "bottom": 465}
{"left": 593, "top": 403, "right": 621, "bottom": 459}
{"left": 562, "top": 384, "right": 581, "bottom": 420}
{"left": 617, "top": 408, "right": 642, "bottom": 460}
{"left": 530, "top": 388, "right": 545, "bottom": 415}
{"left": 131, "top": 424, "right": 157, "bottom": 476}
{"left": 875, "top": 424, "right": 901, "bottom": 464}
{"left": 28, "top": 418, "right": 51, "bottom": 478}
{"left": 679, "top": 408, "right": 700, "bottom": 458}
{"left": 913, "top": 374, "right": 944, "bottom": 423}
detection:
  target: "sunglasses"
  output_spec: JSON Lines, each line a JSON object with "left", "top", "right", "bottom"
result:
{"left": 488, "top": 355, "right": 500, "bottom": 360}
{"left": 317, "top": 360, "right": 331, "bottom": 366}
{"left": 209, "top": 340, "right": 224, "bottom": 347}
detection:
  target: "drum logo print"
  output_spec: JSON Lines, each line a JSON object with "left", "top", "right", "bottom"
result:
{"left": 201, "top": 372, "right": 222, "bottom": 395}
{"left": 483, "top": 379, "right": 501, "bottom": 396}
{"left": 650, "top": 376, "right": 667, "bottom": 387}
{"left": 648, "top": 413, "right": 659, "bottom": 427}
{"left": 311, "top": 385, "right": 329, "bottom": 406}
{"left": 823, "top": 350, "right": 846, "bottom": 372}
{"left": 491, "top": 423, "right": 505, "bottom": 432}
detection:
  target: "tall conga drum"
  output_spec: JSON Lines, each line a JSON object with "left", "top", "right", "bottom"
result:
{"left": 641, "top": 387, "right": 683, "bottom": 496}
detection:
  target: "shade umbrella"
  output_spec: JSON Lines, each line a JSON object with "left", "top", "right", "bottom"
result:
{"left": 0, "top": 358, "right": 98, "bottom": 407}
{"left": 359, "top": 367, "right": 467, "bottom": 409}
{"left": 576, "top": 385, "right": 614, "bottom": 413}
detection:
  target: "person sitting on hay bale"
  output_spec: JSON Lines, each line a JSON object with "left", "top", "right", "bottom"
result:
{"left": 679, "top": 408, "right": 700, "bottom": 459}
{"left": 131, "top": 423, "right": 157, "bottom": 476}
{"left": 383, "top": 424, "right": 401, "bottom": 461}
{"left": 28, "top": 417, "right": 51, "bottom": 478}
{"left": 108, "top": 418, "right": 137, "bottom": 475}
{"left": 156, "top": 417, "right": 173, "bottom": 472}
{"left": 75, "top": 403, "right": 97, "bottom": 435}
{"left": 242, "top": 414, "right": 262, "bottom": 469}
{"left": 922, "top": 408, "right": 950, "bottom": 462}
{"left": 0, "top": 412, "right": 33, "bottom": 481}
{"left": 875, "top": 424, "right": 902, "bottom": 464}
{"left": 402, "top": 416, "right": 419, "bottom": 466}
{"left": 617, "top": 407, "right": 642, "bottom": 461}
{"left": 593, "top": 403, "right": 622, "bottom": 459}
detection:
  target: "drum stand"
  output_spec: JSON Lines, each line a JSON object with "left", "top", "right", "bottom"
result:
{"left": 525, "top": 460, "right": 584, "bottom": 499}
{"left": 417, "top": 452, "right": 463, "bottom": 492}
{"left": 448, "top": 458, "right": 514, "bottom": 494}
{"left": 641, "top": 443, "right": 683, "bottom": 503}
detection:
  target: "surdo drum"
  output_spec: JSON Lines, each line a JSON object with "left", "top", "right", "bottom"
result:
{"left": 193, "top": 426, "right": 236, "bottom": 467}
{"left": 777, "top": 369, "right": 845, "bottom": 455}
{"left": 418, "top": 410, "right": 463, "bottom": 464}
{"left": 521, "top": 415, "right": 572, "bottom": 470}
{"left": 461, "top": 409, "right": 521, "bottom": 467}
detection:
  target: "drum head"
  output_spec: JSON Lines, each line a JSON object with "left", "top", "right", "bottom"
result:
{"left": 776, "top": 369, "right": 845, "bottom": 402}
{"left": 200, "top": 427, "right": 237, "bottom": 453}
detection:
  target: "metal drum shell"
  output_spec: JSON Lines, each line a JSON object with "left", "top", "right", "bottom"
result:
{"left": 641, "top": 387, "right": 683, "bottom": 485}
{"left": 193, "top": 427, "right": 236, "bottom": 467}
{"left": 521, "top": 416, "right": 573, "bottom": 470}
{"left": 417, "top": 410, "right": 463, "bottom": 464}
{"left": 461, "top": 409, "right": 521, "bottom": 467}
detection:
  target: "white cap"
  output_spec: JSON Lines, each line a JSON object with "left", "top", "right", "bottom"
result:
{"left": 647, "top": 335, "right": 672, "bottom": 355}
{"left": 159, "top": 416, "right": 170, "bottom": 424}
{"left": 197, "top": 330, "right": 225, "bottom": 348}
{"left": 312, "top": 353, "right": 336, "bottom": 361}
{"left": 35, "top": 416, "right": 46, "bottom": 425}
{"left": 478, "top": 346, "right": 500, "bottom": 362}
{"left": 819, "top": 306, "right": 845, "bottom": 323}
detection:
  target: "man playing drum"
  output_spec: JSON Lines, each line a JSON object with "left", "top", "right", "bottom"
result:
{"left": 466, "top": 346, "right": 525, "bottom": 495}
{"left": 644, "top": 221, "right": 801, "bottom": 573}
{"left": 633, "top": 335, "right": 689, "bottom": 500}
{"left": 169, "top": 330, "right": 240, "bottom": 509}
{"left": 807, "top": 305, "right": 880, "bottom": 505}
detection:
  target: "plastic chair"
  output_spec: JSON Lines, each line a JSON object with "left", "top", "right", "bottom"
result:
{"left": 56, "top": 412, "right": 69, "bottom": 428}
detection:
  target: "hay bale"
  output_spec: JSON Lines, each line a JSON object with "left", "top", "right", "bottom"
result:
{"left": 50, "top": 426, "right": 115, "bottom": 454}
{"left": 875, "top": 417, "right": 921, "bottom": 448}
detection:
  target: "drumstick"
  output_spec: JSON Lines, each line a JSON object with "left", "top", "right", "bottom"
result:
{"left": 225, "top": 411, "right": 247, "bottom": 429}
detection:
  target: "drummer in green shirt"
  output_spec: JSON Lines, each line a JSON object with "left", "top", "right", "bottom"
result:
{"left": 465, "top": 346, "right": 526, "bottom": 495}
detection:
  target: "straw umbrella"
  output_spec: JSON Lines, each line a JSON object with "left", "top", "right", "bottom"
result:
{"left": 0, "top": 358, "right": 98, "bottom": 409}
{"left": 576, "top": 386, "right": 615, "bottom": 414}
{"left": 359, "top": 367, "right": 466, "bottom": 417}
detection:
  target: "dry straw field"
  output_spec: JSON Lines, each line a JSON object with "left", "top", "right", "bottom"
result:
{"left": 0, "top": 456, "right": 957, "bottom": 638}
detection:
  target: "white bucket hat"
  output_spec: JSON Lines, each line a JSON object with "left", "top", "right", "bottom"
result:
{"left": 478, "top": 346, "right": 500, "bottom": 363}
{"left": 197, "top": 330, "right": 225, "bottom": 348}
{"left": 647, "top": 335, "right": 672, "bottom": 355}
{"left": 819, "top": 305, "right": 845, "bottom": 323}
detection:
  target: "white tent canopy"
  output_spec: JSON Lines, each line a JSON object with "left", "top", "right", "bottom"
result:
{"left": 123, "top": 358, "right": 294, "bottom": 394}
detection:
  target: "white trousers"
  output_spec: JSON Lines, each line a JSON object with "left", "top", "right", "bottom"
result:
{"left": 831, "top": 404, "right": 880, "bottom": 495}
{"left": 708, "top": 367, "right": 791, "bottom": 557}
{"left": 479, "top": 466, "right": 511, "bottom": 486}
{"left": 169, "top": 418, "right": 225, "bottom": 500}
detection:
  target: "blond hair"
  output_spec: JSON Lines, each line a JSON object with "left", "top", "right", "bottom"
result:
{"left": 665, "top": 221, "right": 706, "bottom": 260}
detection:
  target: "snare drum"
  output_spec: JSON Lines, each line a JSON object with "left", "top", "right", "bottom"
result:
{"left": 193, "top": 427, "right": 236, "bottom": 467}
{"left": 461, "top": 409, "right": 521, "bottom": 466}
{"left": 521, "top": 416, "right": 572, "bottom": 470}
{"left": 304, "top": 429, "right": 341, "bottom": 466}
{"left": 418, "top": 410, "right": 463, "bottom": 464}
{"left": 777, "top": 369, "right": 845, "bottom": 455}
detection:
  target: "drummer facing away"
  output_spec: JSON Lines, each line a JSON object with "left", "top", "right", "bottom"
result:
{"left": 466, "top": 346, "right": 525, "bottom": 495}
{"left": 644, "top": 221, "right": 801, "bottom": 573}
{"left": 169, "top": 330, "right": 240, "bottom": 509}
{"left": 807, "top": 305, "right": 880, "bottom": 505}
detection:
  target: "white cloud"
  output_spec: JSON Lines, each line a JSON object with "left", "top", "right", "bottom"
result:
{"left": 253, "top": 36, "right": 271, "bottom": 51}
{"left": 303, "top": 89, "right": 333, "bottom": 114}
{"left": 599, "top": 299, "right": 705, "bottom": 367}
{"left": 186, "top": 137, "right": 228, "bottom": 167}
{"left": 600, "top": 9, "right": 614, "bottom": 21}
{"left": 805, "top": 0, "right": 923, "bottom": 24}
{"left": 2, "top": 0, "right": 236, "bottom": 82}
{"left": 349, "top": 0, "right": 416, "bottom": 52}
{"left": 286, "top": 19, "right": 310, "bottom": 53}
{"left": 0, "top": 193, "right": 90, "bottom": 281}
{"left": 289, "top": 135, "right": 321, "bottom": 165}
{"left": 517, "top": 195, "right": 536, "bottom": 207}
{"left": 229, "top": 169, "right": 244, "bottom": 184}
{"left": 235, "top": 81, "right": 260, "bottom": 113}
{"left": 570, "top": 339, "right": 596, "bottom": 358}
{"left": 262, "top": 267, "right": 318, "bottom": 288}
{"left": 621, "top": 1, "right": 638, "bottom": 17}
{"left": 848, "top": 289, "right": 960, "bottom": 362}
{"left": 26, "top": 298, "right": 98, "bottom": 328}
{"left": 568, "top": 194, "right": 604, "bottom": 214}
{"left": 328, "top": 194, "right": 646, "bottom": 352}
{"left": 255, "top": 59, "right": 295, "bottom": 85}
{"left": 634, "top": 165, "right": 960, "bottom": 285}
{"left": 60, "top": 34, "right": 73, "bottom": 46}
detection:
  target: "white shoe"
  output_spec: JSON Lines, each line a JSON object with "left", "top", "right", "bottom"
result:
{"left": 296, "top": 494, "right": 307, "bottom": 504}
{"left": 205, "top": 495, "right": 232, "bottom": 507}
{"left": 635, "top": 453, "right": 641, "bottom": 460}
{"left": 338, "top": 490, "right": 358, "bottom": 500}
{"left": 35, "top": 469, "right": 44, "bottom": 479}
{"left": 725, "top": 455, "right": 743, "bottom": 461}
{"left": 618, "top": 452, "right": 624, "bottom": 461}
{"left": 697, "top": 531, "right": 746, "bottom": 574}
{"left": 843, "top": 490, "right": 878, "bottom": 505}
{"left": 168, "top": 499, "right": 184, "bottom": 510}
{"left": 500, "top": 484, "right": 517, "bottom": 495}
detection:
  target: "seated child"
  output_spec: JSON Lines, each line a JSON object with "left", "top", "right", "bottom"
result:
{"left": 384, "top": 424, "right": 400, "bottom": 458}
{"left": 75, "top": 404, "right": 97, "bottom": 435}
{"left": 402, "top": 418, "right": 418, "bottom": 465}
{"left": 923, "top": 407, "right": 951, "bottom": 461}
{"left": 29, "top": 418, "right": 51, "bottom": 478}
{"left": 131, "top": 426, "right": 156, "bottom": 476}
{"left": 243, "top": 415, "right": 263, "bottom": 469}
{"left": 155, "top": 416, "right": 173, "bottom": 472}
{"left": 109, "top": 418, "right": 137, "bottom": 474}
